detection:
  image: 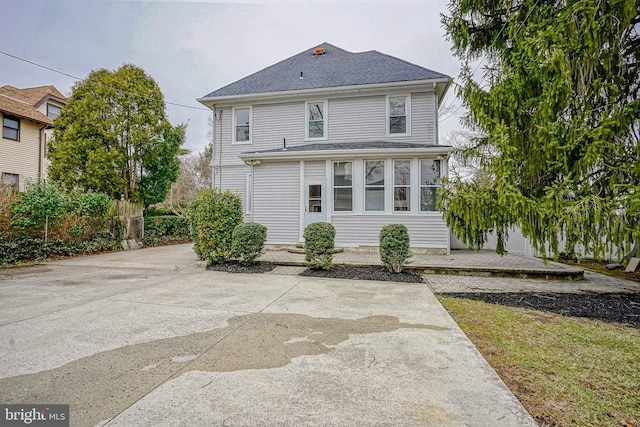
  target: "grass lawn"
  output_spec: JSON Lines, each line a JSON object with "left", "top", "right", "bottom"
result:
{"left": 438, "top": 296, "right": 640, "bottom": 427}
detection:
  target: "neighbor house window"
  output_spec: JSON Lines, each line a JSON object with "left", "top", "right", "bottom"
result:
{"left": 1, "top": 172, "right": 19, "bottom": 191}
{"left": 306, "top": 101, "right": 327, "bottom": 139}
{"left": 364, "top": 160, "right": 385, "bottom": 211}
{"left": 420, "top": 159, "right": 441, "bottom": 211}
{"left": 387, "top": 95, "right": 410, "bottom": 135}
{"left": 47, "top": 103, "right": 61, "bottom": 120}
{"left": 333, "top": 161, "right": 353, "bottom": 212}
{"left": 233, "top": 107, "right": 251, "bottom": 143}
{"left": 3, "top": 116, "right": 19, "bottom": 141}
{"left": 394, "top": 160, "right": 411, "bottom": 211}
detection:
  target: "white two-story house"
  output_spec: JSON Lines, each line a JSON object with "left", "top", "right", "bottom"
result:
{"left": 197, "top": 43, "right": 453, "bottom": 253}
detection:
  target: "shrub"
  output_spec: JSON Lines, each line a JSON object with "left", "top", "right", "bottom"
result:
{"left": 188, "top": 189, "right": 243, "bottom": 264}
{"left": 379, "top": 224, "right": 411, "bottom": 273}
{"left": 10, "top": 181, "right": 67, "bottom": 237}
{"left": 303, "top": 222, "right": 335, "bottom": 270}
{"left": 231, "top": 222, "right": 267, "bottom": 264}
{"left": 143, "top": 215, "right": 190, "bottom": 246}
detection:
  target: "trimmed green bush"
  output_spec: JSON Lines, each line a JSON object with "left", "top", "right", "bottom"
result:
{"left": 188, "top": 189, "right": 243, "bottom": 264}
{"left": 231, "top": 222, "right": 267, "bottom": 264}
{"left": 143, "top": 215, "right": 190, "bottom": 246}
{"left": 303, "top": 222, "right": 336, "bottom": 270}
{"left": 379, "top": 224, "right": 411, "bottom": 273}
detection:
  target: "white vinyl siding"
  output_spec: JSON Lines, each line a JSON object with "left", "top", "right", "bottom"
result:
{"left": 253, "top": 162, "right": 300, "bottom": 244}
{"left": 304, "top": 160, "right": 326, "bottom": 180}
{"left": 332, "top": 215, "right": 448, "bottom": 249}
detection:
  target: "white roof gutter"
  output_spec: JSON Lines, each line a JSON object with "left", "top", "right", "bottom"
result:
{"left": 239, "top": 145, "right": 456, "bottom": 161}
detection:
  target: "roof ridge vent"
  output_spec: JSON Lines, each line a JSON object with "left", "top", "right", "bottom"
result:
{"left": 313, "top": 47, "right": 326, "bottom": 55}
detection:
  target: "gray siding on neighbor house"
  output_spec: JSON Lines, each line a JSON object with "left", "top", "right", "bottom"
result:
{"left": 332, "top": 214, "right": 449, "bottom": 249}
{"left": 304, "top": 161, "right": 326, "bottom": 180}
{"left": 252, "top": 161, "right": 300, "bottom": 244}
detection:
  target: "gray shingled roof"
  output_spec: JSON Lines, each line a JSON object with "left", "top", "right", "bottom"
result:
{"left": 202, "top": 43, "right": 450, "bottom": 99}
{"left": 242, "top": 141, "right": 450, "bottom": 155}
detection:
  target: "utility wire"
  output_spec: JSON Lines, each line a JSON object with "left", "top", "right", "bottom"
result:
{"left": 0, "top": 49, "right": 209, "bottom": 111}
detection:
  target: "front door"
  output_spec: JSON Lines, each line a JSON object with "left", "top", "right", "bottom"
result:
{"left": 304, "top": 180, "right": 326, "bottom": 227}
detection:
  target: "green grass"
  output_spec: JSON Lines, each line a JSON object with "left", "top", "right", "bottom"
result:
{"left": 438, "top": 296, "right": 640, "bottom": 427}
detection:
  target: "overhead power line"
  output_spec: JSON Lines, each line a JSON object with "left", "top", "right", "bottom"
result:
{"left": 0, "top": 49, "right": 209, "bottom": 111}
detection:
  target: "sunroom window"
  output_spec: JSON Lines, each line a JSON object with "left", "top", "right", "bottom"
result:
{"left": 420, "top": 159, "right": 441, "bottom": 211}
{"left": 333, "top": 161, "right": 353, "bottom": 212}
{"left": 394, "top": 160, "right": 411, "bottom": 211}
{"left": 364, "top": 160, "right": 384, "bottom": 211}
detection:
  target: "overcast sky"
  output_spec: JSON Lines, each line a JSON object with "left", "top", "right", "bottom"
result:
{"left": 1, "top": 0, "right": 465, "bottom": 153}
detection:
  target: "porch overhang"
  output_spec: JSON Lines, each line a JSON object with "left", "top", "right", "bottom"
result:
{"left": 239, "top": 141, "right": 455, "bottom": 162}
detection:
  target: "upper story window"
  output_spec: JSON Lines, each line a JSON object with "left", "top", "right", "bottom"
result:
{"left": 47, "top": 103, "right": 61, "bottom": 120}
{"left": 333, "top": 161, "right": 353, "bottom": 212}
{"left": 420, "top": 159, "right": 441, "bottom": 211}
{"left": 364, "top": 160, "right": 385, "bottom": 211}
{"left": 2, "top": 115, "right": 20, "bottom": 141}
{"left": 387, "top": 95, "right": 410, "bottom": 136}
{"left": 233, "top": 107, "right": 252, "bottom": 144}
{"left": 306, "top": 101, "right": 327, "bottom": 140}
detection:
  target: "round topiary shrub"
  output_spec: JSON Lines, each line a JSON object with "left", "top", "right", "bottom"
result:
{"left": 379, "top": 224, "right": 411, "bottom": 273}
{"left": 187, "top": 189, "right": 243, "bottom": 264}
{"left": 231, "top": 222, "right": 267, "bottom": 264}
{"left": 303, "top": 222, "right": 336, "bottom": 270}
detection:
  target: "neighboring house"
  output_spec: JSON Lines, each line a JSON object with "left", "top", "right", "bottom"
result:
{"left": 0, "top": 85, "right": 66, "bottom": 191}
{"left": 197, "top": 43, "right": 453, "bottom": 253}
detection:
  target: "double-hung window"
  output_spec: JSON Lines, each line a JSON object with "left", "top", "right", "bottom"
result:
{"left": 364, "top": 160, "right": 384, "bottom": 211}
{"left": 420, "top": 159, "right": 441, "bottom": 211}
{"left": 3, "top": 115, "right": 19, "bottom": 141}
{"left": 387, "top": 95, "right": 409, "bottom": 135}
{"left": 47, "top": 103, "right": 61, "bottom": 120}
{"left": 333, "top": 161, "right": 353, "bottom": 212}
{"left": 306, "top": 101, "right": 327, "bottom": 140}
{"left": 394, "top": 160, "right": 411, "bottom": 211}
{"left": 233, "top": 107, "right": 251, "bottom": 144}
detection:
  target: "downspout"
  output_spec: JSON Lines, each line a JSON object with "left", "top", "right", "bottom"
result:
{"left": 37, "top": 124, "right": 48, "bottom": 182}
{"left": 433, "top": 82, "right": 439, "bottom": 145}
{"left": 217, "top": 107, "right": 223, "bottom": 189}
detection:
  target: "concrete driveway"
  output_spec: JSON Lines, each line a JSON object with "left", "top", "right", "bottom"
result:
{"left": 0, "top": 244, "right": 535, "bottom": 427}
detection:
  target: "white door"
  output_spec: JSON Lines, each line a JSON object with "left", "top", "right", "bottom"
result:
{"left": 304, "top": 180, "right": 326, "bottom": 227}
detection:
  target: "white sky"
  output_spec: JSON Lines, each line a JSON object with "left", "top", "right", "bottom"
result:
{"left": 0, "top": 0, "right": 465, "bottom": 153}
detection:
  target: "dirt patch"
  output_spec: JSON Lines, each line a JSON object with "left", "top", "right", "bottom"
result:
{"left": 440, "top": 292, "right": 640, "bottom": 328}
{"left": 206, "top": 260, "right": 276, "bottom": 274}
{"left": 300, "top": 265, "right": 423, "bottom": 283}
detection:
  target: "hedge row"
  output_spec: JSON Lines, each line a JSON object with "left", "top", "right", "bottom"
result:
{"left": 143, "top": 215, "right": 191, "bottom": 246}
{"left": 0, "top": 235, "right": 121, "bottom": 266}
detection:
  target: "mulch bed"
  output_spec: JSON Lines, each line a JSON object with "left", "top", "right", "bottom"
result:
{"left": 300, "top": 265, "right": 423, "bottom": 283}
{"left": 206, "top": 260, "right": 276, "bottom": 274}
{"left": 440, "top": 292, "right": 640, "bottom": 328}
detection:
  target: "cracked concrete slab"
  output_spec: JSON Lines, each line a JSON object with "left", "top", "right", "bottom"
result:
{"left": 0, "top": 244, "right": 536, "bottom": 426}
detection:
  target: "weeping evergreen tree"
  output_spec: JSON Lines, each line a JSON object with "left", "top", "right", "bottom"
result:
{"left": 439, "top": 0, "right": 640, "bottom": 260}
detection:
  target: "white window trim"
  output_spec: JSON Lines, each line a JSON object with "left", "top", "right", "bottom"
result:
{"left": 305, "top": 100, "right": 328, "bottom": 141}
{"left": 364, "top": 160, "right": 385, "bottom": 212}
{"left": 419, "top": 158, "right": 442, "bottom": 213}
{"left": 232, "top": 106, "right": 252, "bottom": 145}
{"left": 332, "top": 160, "right": 354, "bottom": 213}
{"left": 386, "top": 94, "right": 411, "bottom": 137}
{"left": 393, "top": 159, "right": 412, "bottom": 214}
